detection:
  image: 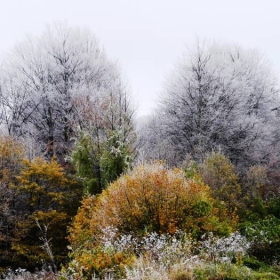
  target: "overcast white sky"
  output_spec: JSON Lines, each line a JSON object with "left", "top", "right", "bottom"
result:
{"left": 1, "top": 0, "right": 280, "bottom": 117}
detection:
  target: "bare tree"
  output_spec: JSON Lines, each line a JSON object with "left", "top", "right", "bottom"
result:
{"left": 35, "top": 219, "right": 57, "bottom": 272}
{"left": 143, "top": 41, "right": 280, "bottom": 167}
{"left": 0, "top": 23, "right": 135, "bottom": 161}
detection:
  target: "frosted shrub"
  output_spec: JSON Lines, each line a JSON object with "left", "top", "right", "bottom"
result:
{"left": 100, "top": 226, "right": 137, "bottom": 253}
{"left": 100, "top": 226, "right": 118, "bottom": 248}
{"left": 139, "top": 230, "right": 193, "bottom": 266}
{"left": 124, "top": 231, "right": 253, "bottom": 280}
{"left": 200, "top": 232, "right": 251, "bottom": 263}
{"left": 124, "top": 255, "right": 169, "bottom": 280}
{"left": 98, "top": 227, "right": 193, "bottom": 265}
{"left": 64, "top": 226, "right": 253, "bottom": 279}
{"left": 141, "top": 232, "right": 169, "bottom": 261}
{"left": 124, "top": 230, "right": 198, "bottom": 280}
{"left": 2, "top": 267, "right": 57, "bottom": 280}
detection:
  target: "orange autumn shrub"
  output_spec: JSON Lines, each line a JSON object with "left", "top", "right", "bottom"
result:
{"left": 68, "top": 162, "right": 236, "bottom": 277}
{"left": 70, "top": 162, "right": 234, "bottom": 246}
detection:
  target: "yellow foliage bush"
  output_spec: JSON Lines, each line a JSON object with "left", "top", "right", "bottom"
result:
{"left": 11, "top": 157, "right": 83, "bottom": 268}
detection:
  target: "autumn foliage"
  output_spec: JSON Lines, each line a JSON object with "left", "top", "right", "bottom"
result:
{"left": 66, "top": 162, "right": 239, "bottom": 277}
{"left": 198, "top": 152, "right": 242, "bottom": 212}
{"left": 2, "top": 26, "right": 280, "bottom": 278}
{"left": 70, "top": 162, "right": 235, "bottom": 247}
{"left": 1, "top": 156, "right": 82, "bottom": 270}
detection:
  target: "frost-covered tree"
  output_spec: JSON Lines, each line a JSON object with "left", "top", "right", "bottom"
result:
{"left": 0, "top": 23, "right": 135, "bottom": 161}
{"left": 137, "top": 115, "right": 182, "bottom": 166}
{"left": 144, "top": 41, "right": 280, "bottom": 167}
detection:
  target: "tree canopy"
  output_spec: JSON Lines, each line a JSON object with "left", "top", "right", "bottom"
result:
{"left": 0, "top": 23, "right": 135, "bottom": 162}
{"left": 141, "top": 42, "right": 280, "bottom": 167}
